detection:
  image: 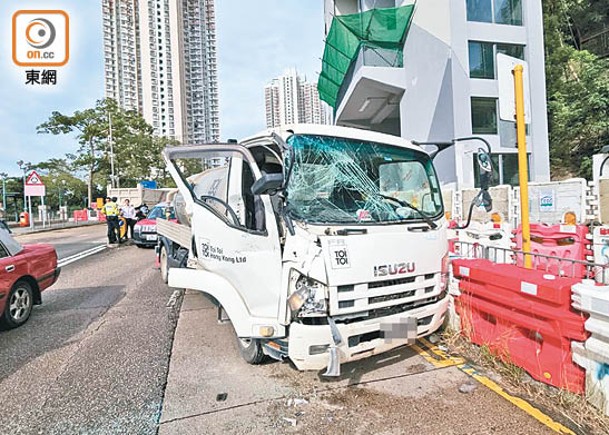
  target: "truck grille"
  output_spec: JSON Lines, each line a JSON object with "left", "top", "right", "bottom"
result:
{"left": 330, "top": 273, "right": 440, "bottom": 317}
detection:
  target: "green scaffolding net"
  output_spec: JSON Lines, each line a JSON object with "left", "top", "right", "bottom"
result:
{"left": 318, "top": 5, "right": 415, "bottom": 109}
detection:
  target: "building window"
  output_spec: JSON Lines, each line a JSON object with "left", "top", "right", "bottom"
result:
{"left": 471, "top": 97, "right": 497, "bottom": 134}
{"left": 469, "top": 41, "right": 524, "bottom": 79}
{"left": 469, "top": 41, "right": 494, "bottom": 79}
{"left": 496, "top": 43, "right": 524, "bottom": 59}
{"left": 473, "top": 153, "right": 529, "bottom": 186}
{"left": 466, "top": 0, "right": 522, "bottom": 26}
{"left": 466, "top": 0, "right": 492, "bottom": 22}
{"left": 494, "top": 0, "right": 522, "bottom": 25}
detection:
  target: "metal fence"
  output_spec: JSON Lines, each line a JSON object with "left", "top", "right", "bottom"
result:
{"left": 454, "top": 240, "right": 609, "bottom": 284}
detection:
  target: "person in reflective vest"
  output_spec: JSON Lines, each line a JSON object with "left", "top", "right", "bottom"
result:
{"left": 100, "top": 196, "right": 120, "bottom": 244}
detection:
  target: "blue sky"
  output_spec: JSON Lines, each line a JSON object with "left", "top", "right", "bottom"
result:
{"left": 0, "top": 1, "right": 324, "bottom": 177}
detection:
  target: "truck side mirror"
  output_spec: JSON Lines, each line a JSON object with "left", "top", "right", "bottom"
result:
{"left": 251, "top": 173, "right": 284, "bottom": 195}
{"left": 476, "top": 152, "right": 493, "bottom": 212}
{"left": 457, "top": 151, "right": 494, "bottom": 229}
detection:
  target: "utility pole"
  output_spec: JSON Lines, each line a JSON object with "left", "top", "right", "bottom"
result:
{"left": 16, "top": 160, "right": 30, "bottom": 212}
{"left": 108, "top": 112, "right": 117, "bottom": 189}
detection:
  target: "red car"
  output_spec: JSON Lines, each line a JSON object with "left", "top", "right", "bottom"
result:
{"left": 0, "top": 227, "right": 60, "bottom": 329}
{"left": 133, "top": 203, "right": 177, "bottom": 248}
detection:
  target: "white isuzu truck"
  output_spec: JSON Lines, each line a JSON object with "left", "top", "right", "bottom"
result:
{"left": 157, "top": 125, "right": 491, "bottom": 376}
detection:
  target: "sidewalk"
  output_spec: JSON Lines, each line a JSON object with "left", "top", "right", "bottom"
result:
{"left": 8, "top": 220, "right": 103, "bottom": 236}
{"left": 158, "top": 291, "right": 555, "bottom": 434}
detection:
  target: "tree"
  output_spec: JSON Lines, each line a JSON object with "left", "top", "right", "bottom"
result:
{"left": 37, "top": 100, "right": 110, "bottom": 205}
{"left": 543, "top": 0, "right": 609, "bottom": 179}
{"left": 37, "top": 98, "right": 176, "bottom": 202}
{"left": 31, "top": 158, "right": 88, "bottom": 211}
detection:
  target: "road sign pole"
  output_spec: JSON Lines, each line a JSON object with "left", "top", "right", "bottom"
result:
{"left": 41, "top": 195, "right": 46, "bottom": 228}
{"left": 514, "top": 64, "right": 531, "bottom": 268}
{"left": 28, "top": 195, "right": 33, "bottom": 230}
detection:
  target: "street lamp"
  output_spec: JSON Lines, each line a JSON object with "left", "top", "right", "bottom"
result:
{"left": 58, "top": 179, "right": 67, "bottom": 217}
{"left": 0, "top": 172, "right": 7, "bottom": 218}
{"left": 108, "top": 112, "right": 118, "bottom": 189}
{"left": 16, "top": 160, "right": 31, "bottom": 212}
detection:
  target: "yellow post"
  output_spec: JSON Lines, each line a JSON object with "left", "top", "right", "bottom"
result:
{"left": 514, "top": 65, "right": 532, "bottom": 268}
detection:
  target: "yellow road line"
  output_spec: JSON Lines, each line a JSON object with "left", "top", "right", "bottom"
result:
{"left": 411, "top": 342, "right": 462, "bottom": 368}
{"left": 459, "top": 365, "right": 575, "bottom": 435}
{"left": 413, "top": 339, "right": 576, "bottom": 435}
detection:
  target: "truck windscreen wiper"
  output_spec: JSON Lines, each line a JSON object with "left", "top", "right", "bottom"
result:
{"left": 375, "top": 193, "right": 438, "bottom": 230}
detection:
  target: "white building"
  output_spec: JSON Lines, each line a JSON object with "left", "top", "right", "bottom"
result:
{"left": 320, "top": 0, "right": 550, "bottom": 188}
{"left": 264, "top": 69, "right": 332, "bottom": 128}
{"left": 103, "top": 0, "right": 220, "bottom": 143}
{"left": 102, "top": 0, "right": 141, "bottom": 112}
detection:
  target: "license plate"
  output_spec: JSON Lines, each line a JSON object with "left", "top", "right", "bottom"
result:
{"left": 380, "top": 317, "right": 417, "bottom": 344}
{"left": 145, "top": 234, "right": 158, "bottom": 241}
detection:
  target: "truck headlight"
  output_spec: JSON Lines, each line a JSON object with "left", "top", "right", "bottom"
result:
{"left": 288, "top": 271, "right": 328, "bottom": 318}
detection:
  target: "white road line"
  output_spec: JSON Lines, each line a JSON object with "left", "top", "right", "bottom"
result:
{"left": 167, "top": 290, "right": 181, "bottom": 308}
{"left": 58, "top": 245, "right": 107, "bottom": 268}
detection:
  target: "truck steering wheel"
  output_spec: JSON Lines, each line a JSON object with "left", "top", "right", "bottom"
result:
{"left": 199, "top": 195, "right": 241, "bottom": 226}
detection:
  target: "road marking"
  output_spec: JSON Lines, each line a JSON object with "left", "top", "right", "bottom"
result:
{"left": 58, "top": 245, "right": 107, "bottom": 268}
{"left": 411, "top": 341, "right": 463, "bottom": 368}
{"left": 459, "top": 365, "right": 576, "bottom": 435}
{"left": 413, "top": 338, "right": 576, "bottom": 435}
{"left": 167, "top": 290, "right": 181, "bottom": 307}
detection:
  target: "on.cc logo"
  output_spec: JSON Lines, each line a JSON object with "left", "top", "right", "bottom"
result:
{"left": 12, "top": 10, "right": 69, "bottom": 67}
{"left": 25, "top": 18, "right": 56, "bottom": 49}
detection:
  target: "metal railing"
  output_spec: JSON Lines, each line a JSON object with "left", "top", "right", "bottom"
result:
{"left": 453, "top": 240, "right": 609, "bottom": 284}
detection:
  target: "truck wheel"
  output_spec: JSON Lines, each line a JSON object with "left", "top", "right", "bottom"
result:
{"left": 159, "top": 245, "right": 169, "bottom": 284}
{"left": 0, "top": 281, "right": 34, "bottom": 329}
{"left": 236, "top": 337, "right": 266, "bottom": 365}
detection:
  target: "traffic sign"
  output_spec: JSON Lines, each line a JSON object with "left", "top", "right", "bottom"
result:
{"left": 497, "top": 53, "right": 531, "bottom": 124}
{"left": 25, "top": 170, "right": 46, "bottom": 196}
{"left": 26, "top": 171, "right": 43, "bottom": 185}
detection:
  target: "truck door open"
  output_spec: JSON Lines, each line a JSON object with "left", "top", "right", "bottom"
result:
{"left": 163, "top": 145, "right": 283, "bottom": 337}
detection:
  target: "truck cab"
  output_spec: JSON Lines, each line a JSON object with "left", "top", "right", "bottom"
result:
{"left": 161, "top": 125, "right": 450, "bottom": 375}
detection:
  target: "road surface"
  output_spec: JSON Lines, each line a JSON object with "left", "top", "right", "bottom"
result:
{"left": 14, "top": 224, "right": 107, "bottom": 260}
{"left": 0, "top": 244, "right": 178, "bottom": 434}
{"left": 158, "top": 291, "right": 555, "bottom": 435}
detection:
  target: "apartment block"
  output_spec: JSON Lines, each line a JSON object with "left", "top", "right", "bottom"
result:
{"left": 102, "top": 0, "right": 220, "bottom": 143}
{"left": 265, "top": 69, "right": 332, "bottom": 128}
{"left": 320, "top": 0, "right": 550, "bottom": 188}
{"left": 102, "top": 0, "right": 141, "bottom": 112}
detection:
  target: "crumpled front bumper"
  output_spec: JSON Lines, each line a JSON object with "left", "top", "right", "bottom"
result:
{"left": 288, "top": 295, "right": 449, "bottom": 371}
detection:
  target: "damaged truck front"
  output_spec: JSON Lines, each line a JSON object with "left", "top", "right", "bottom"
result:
{"left": 159, "top": 125, "right": 454, "bottom": 376}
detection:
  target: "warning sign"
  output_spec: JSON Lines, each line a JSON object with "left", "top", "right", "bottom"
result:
{"left": 26, "top": 171, "right": 43, "bottom": 185}
{"left": 25, "top": 170, "right": 46, "bottom": 196}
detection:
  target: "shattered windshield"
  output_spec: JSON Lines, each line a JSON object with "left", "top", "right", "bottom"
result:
{"left": 285, "top": 134, "right": 443, "bottom": 225}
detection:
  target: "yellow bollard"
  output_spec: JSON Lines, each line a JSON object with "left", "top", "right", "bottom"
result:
{"left": 513, "top": 65, "right": 531, "bottom": 268}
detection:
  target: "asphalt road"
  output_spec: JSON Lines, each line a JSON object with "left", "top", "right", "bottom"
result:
{"left": 13, "top": 224, "right": 108, "bottom": 260}
{"left": 0, "top": 244, "right": 179, "bottom": 434}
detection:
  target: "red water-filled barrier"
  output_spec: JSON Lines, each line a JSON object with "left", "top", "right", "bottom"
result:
{"left": 73, "top": 210, "right": 88, "bottom": 222}
{"left": 452, "top": 258, "right": 588, "bottom": 394}
{"left": 512, "top": 224, "right": 592, "bottom": 278}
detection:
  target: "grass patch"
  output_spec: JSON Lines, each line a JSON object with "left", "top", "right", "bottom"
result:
{"left": 440, "top": 329, "right": 609, "bottom": 435}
